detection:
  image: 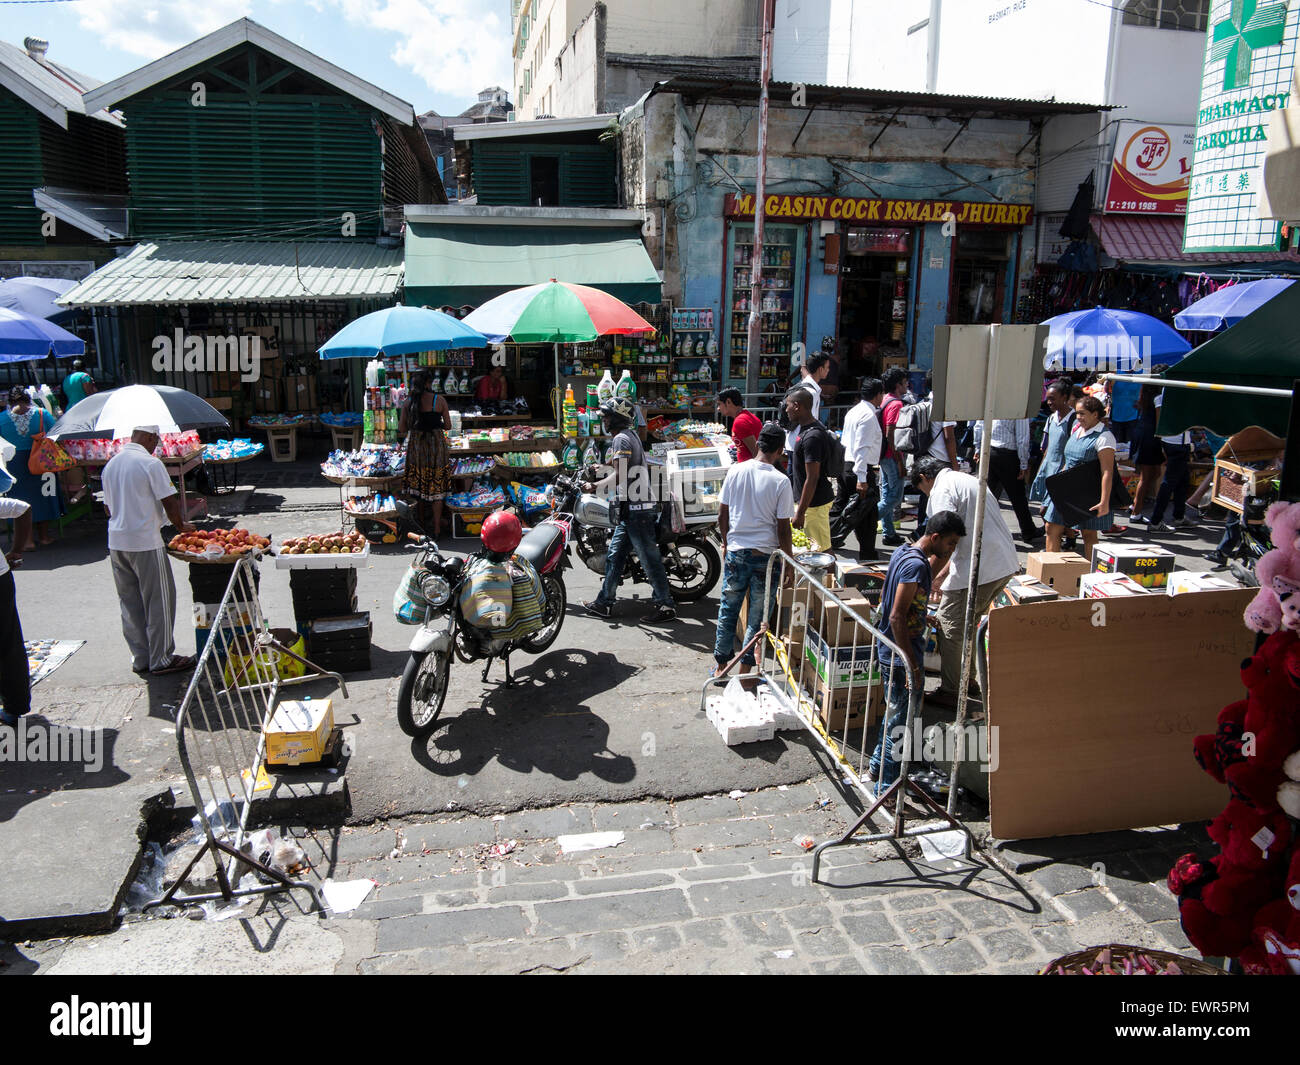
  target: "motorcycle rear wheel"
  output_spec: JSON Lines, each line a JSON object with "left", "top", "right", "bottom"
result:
{"left": 396, "top": 650, "right": 451, "bottom": 738}
{"left": 518, "top": 573, "right": 567, "bottom": 653}
{"left": 664, "top": 539, "right": 721, "bottom": 601}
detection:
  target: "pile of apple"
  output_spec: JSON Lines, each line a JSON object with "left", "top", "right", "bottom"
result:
{"left": 278, "top": 532, "right": 367, "bottom": 555}
{"left": 168, "top": 527, "right": 271, "bottom": 557}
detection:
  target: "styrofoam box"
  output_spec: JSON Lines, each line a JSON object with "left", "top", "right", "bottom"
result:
{"left": 274, "top": 541, "right": 370, "bottom": 569}
{"left": 1166, "top": 570, "right": 1239, "bottom": 595}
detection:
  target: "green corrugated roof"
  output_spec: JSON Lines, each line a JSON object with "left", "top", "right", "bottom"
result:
{"left": 404, "top": 221, "right": 661, "bottom": 308}
{"left": 58, "top": 240, "right": 403, "bottom": 307}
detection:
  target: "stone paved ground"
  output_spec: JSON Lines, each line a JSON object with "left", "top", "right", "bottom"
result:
{"left": 8, "top": 781, "right": 1205, "bottom": 975}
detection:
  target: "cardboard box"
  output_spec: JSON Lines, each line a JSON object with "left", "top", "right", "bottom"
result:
{"left": 836, "top": 560, "right": 887, "bottom": 597}
{"left": 1166, "top": 571, "right": 1239, "bottom": 595}
{"left": 1026, "top": 551, "right": 1091, "bottom": 597}
{"left": 265, "top": 698, "right": 334, "bottom": 765}
{"left": 1079, "top": 572, "right": 1148, "bottom": 598}
{"left": 804, "top": 625, "right": 883, "bottom": 689}
{"left": 1091, "top": 543, "right": 1175, "bottom": 590}
{"left": 253, "top": 380, "right": 282, "bottom": 413}
{"left": 812, "top": 673, "right": 884, "bottom": 733}
{"left": 283, "top": 375, "right": 317, "bottom": 413}
{"left": 994, "top": 575, "right": 1060, "bottom": 608}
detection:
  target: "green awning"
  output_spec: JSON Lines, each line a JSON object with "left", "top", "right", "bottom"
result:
{"left": 1159, "top": 282, "right": 1300, "bottom": 438}
{"left": 404, "top": 221, "right": 661, "bottom": 309}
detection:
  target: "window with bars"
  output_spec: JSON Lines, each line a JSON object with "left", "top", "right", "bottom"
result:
{"left": 1122, "top": 0, "right": 1210, "bottom": 32}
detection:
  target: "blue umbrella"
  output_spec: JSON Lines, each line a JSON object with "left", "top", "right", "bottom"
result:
{"left": 1173, "top": 277, "right": 1295, "bottom": 332}
{"left": 1043, "top": 306, "right": 1191, "bottom": 424}
{"left": 318, "top": 305, "right": 487, "bottom": 359}
{"left": 0, "top": 306, "right": 84, "bottom": 363}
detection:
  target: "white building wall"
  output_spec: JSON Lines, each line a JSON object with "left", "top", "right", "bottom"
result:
{"left": 1108, "top": 23, "right": 1205, "bottom": 125}
{"left": 773, "top": 0, "right": 929, "bottom": 90}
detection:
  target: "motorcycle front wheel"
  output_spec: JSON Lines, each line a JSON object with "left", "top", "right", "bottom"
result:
{"left": 518, "top": 573, "right": 567, "bottom": 654}
{"left": 663, "top": 539, "right": 721, "bottom": 601}
{"left": 396, "top": 650, "right": 451, "bottom": 738}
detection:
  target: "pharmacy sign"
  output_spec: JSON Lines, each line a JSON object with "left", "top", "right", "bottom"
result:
{"left": 1184, "top": 0, "right": 1298, "bottom": 252}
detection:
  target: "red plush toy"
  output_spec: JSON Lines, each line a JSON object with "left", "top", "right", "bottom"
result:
{"left": 1169, "top": 853, "right": 1270, "bottom": 959}
{"left": 1208, "top": 799, "right": 1293, "bottom": 871}
{"left": 1193, "top": 632, "right": 1300, "bottom": 810}
{"left": 1240, "top": 848, "right": 1300, "bottom": 975}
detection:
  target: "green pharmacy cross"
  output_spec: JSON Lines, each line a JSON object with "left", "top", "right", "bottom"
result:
{"left": 1211, "top": 0, "right": 1289, "bottom": 91}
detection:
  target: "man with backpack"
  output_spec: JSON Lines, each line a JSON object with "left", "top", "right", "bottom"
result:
{"left": 877, "top": 368, "right": 910, "bottom": 546}
{"left": 785, "top": 388, "right": 836, "bottom": 553}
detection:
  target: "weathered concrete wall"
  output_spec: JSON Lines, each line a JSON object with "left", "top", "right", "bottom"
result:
{"left": 638, "top": 92, "right": 1041, "bottom": 368}
{"left": 552, "top": 3, "right": 605, "bottom": 118}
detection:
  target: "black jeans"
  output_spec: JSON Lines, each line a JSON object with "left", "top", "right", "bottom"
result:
{"left": 838, "top": 472, "right": 880, "bottom": 560}
{"left": 986, "top": 446, "right": 1038, "bottom": 539}
{"left": 0, "top": 571, "right": 29, "bottom": 718}
{"left": 1151, "top": 443, "right": 1191, "bottom": 523}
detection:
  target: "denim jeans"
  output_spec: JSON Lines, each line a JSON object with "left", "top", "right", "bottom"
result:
{"left": 713, "top": 549, "right": 775, "bottom": 667}
{"left": 593, "top": 509, "right": 674, "bottom": 608}
{"left": 868, "top": 655, "right": 918, "bottom": 790}
{"left": 1216, "top": 512, "right": 1242, "bottom": 555}
{"left": 879, "top": 457, "right": 903, "bottom": 536}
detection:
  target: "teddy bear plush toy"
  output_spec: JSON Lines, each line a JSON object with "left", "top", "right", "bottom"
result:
{"left": 1244, "top": 501, "right": 1300, "bottom": 634}
{"left": 1238, "top": 847, "right": 1300, "bottom": 975}
{"left": 1193, "top": 631, "right": 1300, "bottom": 809}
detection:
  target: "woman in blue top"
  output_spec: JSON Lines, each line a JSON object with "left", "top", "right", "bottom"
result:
{"left": 1043, "top": 394, "right": 1117, "bottom": 557}
{"left": 1029, "top": 378, "right": 1077, "bottom": 504}
{"left": 0, "top": 387, "right": 63, "bottom": 548}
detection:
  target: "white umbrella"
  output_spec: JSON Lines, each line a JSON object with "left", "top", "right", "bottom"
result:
{"left": 48, "top": 384, "right": 229, "bottom": 440}
{"left": 0, "top": 277, "right": 78, "bottom": 320}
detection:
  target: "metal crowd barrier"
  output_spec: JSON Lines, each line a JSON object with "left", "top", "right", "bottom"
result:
{"left": 699, "top": 549, "right": 972, "bottom": 885}
{"left": 146, "top": 556, "right": 346, "bottom": 913}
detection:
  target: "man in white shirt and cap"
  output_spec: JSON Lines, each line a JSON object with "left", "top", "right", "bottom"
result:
{"left": 102, "top": 426, "right": 197, "bottom": 675}
{"left": 911, "top": 456, "right": 1019, "bottom": 710}
{"left": 0, "top": 439, "right": 33, "bottom": 725}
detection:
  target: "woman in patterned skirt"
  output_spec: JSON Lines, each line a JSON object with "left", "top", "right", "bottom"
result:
{"left": 399, "top": 371, "right": 451, "bottom": 536}
{"left": 1043, "top": 394, "right": 1116, "bottom": 557}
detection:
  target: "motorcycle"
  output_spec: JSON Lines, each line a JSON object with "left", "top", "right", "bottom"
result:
{"left": 549, "top": 472, "right": 722, "bottom": 601}
{"left": 394, "top": 502, "right": 573, "bottom": 738}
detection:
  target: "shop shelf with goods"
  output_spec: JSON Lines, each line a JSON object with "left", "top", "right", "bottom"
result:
{"left": 724, "top": 225, "right": 805, "bottom": 388}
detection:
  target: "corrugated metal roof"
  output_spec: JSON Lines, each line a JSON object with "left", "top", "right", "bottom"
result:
{"left": 1093, "top": 214, "right": 1300, "bottom": 265}
{"left": 58, "top": 240, "right": 403, "bottom": 307}
{"left": 0, "top": 40, "right": 121, "bottom": 128}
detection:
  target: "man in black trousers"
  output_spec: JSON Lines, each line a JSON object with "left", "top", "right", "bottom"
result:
{"left": 975, "top": 417, "right": 1042, "bottom": 544}
{"left": 0, "top": 443, "right": 32, "bottom": 726}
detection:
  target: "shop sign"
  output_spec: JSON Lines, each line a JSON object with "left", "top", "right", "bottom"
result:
{"left": 1184, "top": 0, "right": 1299, "bottom": 253}
{"left": 1103, "top": 121, "right": 1194, "bottom": 214}
{"left": 724, "top": 193, "right": 1033, "bottom": 227}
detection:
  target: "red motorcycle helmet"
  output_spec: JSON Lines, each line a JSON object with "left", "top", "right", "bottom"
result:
{"left": 480, "top": 510, "right": 523, "bottom": 555}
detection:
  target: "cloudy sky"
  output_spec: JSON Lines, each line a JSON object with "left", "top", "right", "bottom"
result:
{"left": 7, "top": 0, "right": 515, "bottom": 117}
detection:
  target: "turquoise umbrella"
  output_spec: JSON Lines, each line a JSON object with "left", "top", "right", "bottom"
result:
{"left": 319, "top": 305, "right": 488, "bottom": 359}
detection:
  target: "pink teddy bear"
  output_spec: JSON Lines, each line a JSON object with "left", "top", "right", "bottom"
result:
{"left": 1245, "top": 502, "right": 1300, "bottom": 634}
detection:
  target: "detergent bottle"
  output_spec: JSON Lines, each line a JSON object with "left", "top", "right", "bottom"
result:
{"left": 597, "top": 368, "right": 617, "bottom": 402}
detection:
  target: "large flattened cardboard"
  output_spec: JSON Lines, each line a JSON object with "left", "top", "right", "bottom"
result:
{"left": 987, "top": 590, "right": 1255, "bottom": 840}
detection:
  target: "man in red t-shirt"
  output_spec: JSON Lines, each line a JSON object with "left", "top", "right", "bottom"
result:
{"left": 717, "top": 388, "right": 762, "bottom": 462}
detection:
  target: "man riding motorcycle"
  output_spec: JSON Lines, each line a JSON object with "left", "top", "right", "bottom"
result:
{"left": 581, "top": 396, "right": 677, "bottom": 623}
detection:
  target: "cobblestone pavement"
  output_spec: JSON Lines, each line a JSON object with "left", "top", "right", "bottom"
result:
{"left": 11, "top": 781, "right": 1205, "bottom": 975}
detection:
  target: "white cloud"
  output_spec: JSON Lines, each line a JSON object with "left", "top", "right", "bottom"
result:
{"left": 324, "top": 0, "right": 513, "bottom": 100}
{"left": 73, "top": 0, "right": 254, "bottom": 59}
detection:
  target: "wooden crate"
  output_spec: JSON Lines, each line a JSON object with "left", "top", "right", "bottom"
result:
{"left": 1211, "top": 455, "right": 1280, "bottom": 517}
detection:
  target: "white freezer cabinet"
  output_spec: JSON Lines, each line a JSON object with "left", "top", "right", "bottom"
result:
{"left": 663, "top": 445, "right": 732, "bottom": 524}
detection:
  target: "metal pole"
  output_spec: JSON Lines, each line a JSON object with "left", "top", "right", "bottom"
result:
{"left": 947, "top": 323, "right": 998, "bottom": 816}
{"left": 1097, "top": 373, "right": 1293, "bottom": 399}
{"left": 745, "top": 0, "right": 777, "bottom": 402}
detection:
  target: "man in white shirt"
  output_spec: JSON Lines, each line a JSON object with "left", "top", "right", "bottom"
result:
{"left": 713, "top": 422, "right": 795, "bottom": 674}
{"left": 102, "top": 426, "right": 197, "bottom": 676}
{"left": 973, "top": 417, "right": 1041, "bottom": 543}
{"left": 839, "top": 377, "right": 885, "bottom": 561}
{"left": 0, "top": 441, "right": 33, "bottom": 725}
{"left": 911, "top": 457, "right": 1019, "bottom": 709}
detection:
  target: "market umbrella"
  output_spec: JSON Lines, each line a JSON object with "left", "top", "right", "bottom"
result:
{"left": 0, "top": 306, "right": 84, "bottom": 363}
{"left": 463, "top": 280, "right": 655, "bottom": 343}
{"left": 48, "top": 384, "right": 229, "bottom": 440}
{"left": 0, "top": 277, "right": 78, "bottom": 321}
{"left": 1043, "top": 306, "right": 1192, "bottom": 423}
{"left": 318, "top": 305, "right": 488, "bottom": 359}
{"left": 1173, "top": 277, "right": 1295, "bottom": 332}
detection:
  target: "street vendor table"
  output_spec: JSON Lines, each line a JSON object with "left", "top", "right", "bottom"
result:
{"left": 201, "top": 445, "right": 264, "bottom": 494}
{"left": 80, "top": 448, "right": 206, "bottom": 521}
{"left": 449, "top": 437, "right": 560, "bottom": 456}
{"left": 249, "top": 419, "right": 315, "bottom": 463}
{"left": 328, "top": 424, "right": 363, "bottom": 452}
{"left": 322, "top": 472, "right": 403, "bottom": 529}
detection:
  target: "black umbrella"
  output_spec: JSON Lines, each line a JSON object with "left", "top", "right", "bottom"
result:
{"left": 48, "top": 384, "right": 230, "bottom": 440}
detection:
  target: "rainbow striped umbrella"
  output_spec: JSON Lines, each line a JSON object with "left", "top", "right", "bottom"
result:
{"left": 463, "top": 281, "right": 655, "bottom": 343}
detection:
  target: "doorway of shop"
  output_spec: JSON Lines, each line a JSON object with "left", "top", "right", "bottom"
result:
{"left": 950, "top": 229, "right": 1013, "bottom": 324}
{"left": 837, "top": 226, "right": 911, "bottom": 374}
